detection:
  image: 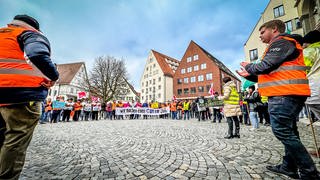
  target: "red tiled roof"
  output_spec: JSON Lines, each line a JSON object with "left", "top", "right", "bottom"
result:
{"left": 151, "top": 50, "right": 180, "bottom": 77}
{"left": 191, "top": 40, "right": 240, "bottom": 81}
{"left": 56, "top": 62, "right": 84, "bottom": 84}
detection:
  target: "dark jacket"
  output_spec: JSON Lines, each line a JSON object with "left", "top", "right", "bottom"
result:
{"left": 244, "top": 33, "right": 300, "bottom": 82}
{"left": 244, "top": 91, "right": 261, "bottom": 112}
{"left": 0, "top": 30, "right": 59, "bottom": 103}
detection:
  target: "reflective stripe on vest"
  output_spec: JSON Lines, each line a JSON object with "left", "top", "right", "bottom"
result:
{"left": 0, "top": 58, "right": 49, "bottom": 80}
{"left": 224, "top": 87, "right": 239, "bottom": 105}
{"left": 270, "top": 65, "right": 308, "bottom": 73}
{"left": 258, "top": 36, "right": 310, "bottom": 97}
{"left": 259, "top": 79, "right": 309, "bottom": 88}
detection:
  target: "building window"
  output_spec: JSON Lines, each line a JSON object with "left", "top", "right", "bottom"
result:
{"left": 146, "top": 81, "right": 148, "bottom": 87}
{"left": 184, "top": 77, "right": 189, "bottom": 83}
{"left": 146, "top": 67, "right": 148, "bottom": 71}
{"left": 142, "top": 96, "right": 144, "bottom": 100}
{"left": 184, "top": 88, "right": 189, "bottom": 94}
{"left": 274, "top": 5, "right": 284, "bottom": 18}
{"left": 142, "top": 82, "right": 144, "bottom": 87}
{"left": 206, "top": 85, "right": 211, "bottom": 92}
{"left": 187, "top": 67, "right": 192, "bottom": 73}
{"left": 181, "top": 68, "right": 185, "bottom": 74}
{"left": 198, "top": 75, "right": 204, "bottom": 82}
{"left": 54, "top": 90, "right": 57, "bottom": 96}
{"left": 193, "top": 54, "right": 199, "bottom": 61}
{"left": 70, "top": 88, "right": 74, "bottom": 93}
{"left": 187, "top": 56, "right": 192, "bottom": 62}
{"left": 190, "top": 87, "right": 196, "bottom": 94}
{"left": 206, "top": 73, "right": 212, "bottom": 80}
{"left": 249, "top": 49, "right": 258, "bottom": 61}
{"left": 200, "top": 63, "right": 206, "bottom": 70}
{"left": 158, "top": 77, "right": 161, "bottom": 82}
{"left": 177, "top": 89, "right": 182, "bottom": 95}
{"left": 158, "top": 93, "right": 161, "bottom": 98}
{"left": 149, "top": 58, "right": 153, "bottom": 63}
{"left": 153, "top": 79, "right": 155, "bottom": 85}
{"left": 177, "top": 79, "right": 182, "bottom": 84}
{"left": 198, "top": 86, "right": 204, "bottom": 92}
{"left": 142, "top": 89, "right": 144, "bottom": 93}
{"left": 48, "top": 89, "right": 51, "bottom": 96}
{"left": 153, "top": 64, "right": 156, "bottom": 68}
{"left": 194, "top": 65, "right": 199, "bottom": 71}
{"left": 146, "top": 88, "right": 148, "bottom": 93}
{"left": 285, "top": 20, "right": 293, "bottom": 33}
{"left": 190, "top": 76, "right": 196, "bottom": 83}
{"left": 158, "top": 85, "right": 161, "bottom": 90}
{"left": 295, "top": 18, "right": 302, "bottom": 29}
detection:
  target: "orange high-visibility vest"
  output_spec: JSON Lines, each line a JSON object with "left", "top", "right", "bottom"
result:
{"left": 0, "top": 26, "right": 48, "bottom": 88}
{"left": 258, "top": 36, "right": 310, "bottom": 97}
{"left": 170, "top": 103, "right": 177, "bottom": 111}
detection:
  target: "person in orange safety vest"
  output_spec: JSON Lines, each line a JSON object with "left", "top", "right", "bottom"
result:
{"left": 0, "top": 15, "right": 59, "bottom": 179}
{"left": 237, "top": 19, "right": 318, "bottom": 179}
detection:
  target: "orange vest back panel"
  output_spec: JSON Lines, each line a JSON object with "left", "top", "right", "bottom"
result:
{"left": 0, "top": 26, "right": 47, "bottom": 88}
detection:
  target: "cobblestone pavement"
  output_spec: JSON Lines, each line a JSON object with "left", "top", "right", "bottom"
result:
{"left": 20, "top": 118, "right": 320, "bottom": 180}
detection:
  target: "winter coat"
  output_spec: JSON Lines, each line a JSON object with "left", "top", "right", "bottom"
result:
{"left": 220, "top": 81, "right": 242, "bottom": 117}
{"left": 305, "top": 42, "right": 320, "bottom": 104}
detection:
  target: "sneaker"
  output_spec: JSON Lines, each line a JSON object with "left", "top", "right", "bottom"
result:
{"left": 266, "top": 165, "right": 299, "bottom": 179}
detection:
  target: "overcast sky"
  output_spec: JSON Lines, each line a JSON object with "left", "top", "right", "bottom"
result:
{"left": 0, "top": 0, "right": 269, "bottom": 90}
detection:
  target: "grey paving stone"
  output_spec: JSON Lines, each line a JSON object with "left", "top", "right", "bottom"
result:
{"left": 18, "top": 119, "right": 320, "bottom": 179}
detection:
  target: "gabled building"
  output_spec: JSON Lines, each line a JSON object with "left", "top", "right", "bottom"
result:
{"left": 244, "top": 0, "right": 305, "bottom": 62}
{"left": 140, "top": 50, "right": 179, "bottom": 103}
{"left": 116, "top": 79, "right": 140, "bottom": 102}
{"left": 174, "top": 40, "right": 241, "bottom": 99}
{"left": 48, "top": 62, "right": 89, "bottom": 100}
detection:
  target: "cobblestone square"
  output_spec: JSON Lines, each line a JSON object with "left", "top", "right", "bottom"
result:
{"left": 20, "top": 119, "right": 320, "bottom": 179}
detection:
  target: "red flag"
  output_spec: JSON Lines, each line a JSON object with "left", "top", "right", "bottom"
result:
{"left": 78, "top": 91, "right": 86, "bottom": 99}
{"left": 208, "top": 83, "right": 215, "bottom": 96}
{"left": 172, "top": 95, "right": 177, "bottom": 101}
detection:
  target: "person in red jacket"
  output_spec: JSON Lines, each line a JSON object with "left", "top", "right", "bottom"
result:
{"left": 0, "top": 15, "right": 59, "bottom": 179}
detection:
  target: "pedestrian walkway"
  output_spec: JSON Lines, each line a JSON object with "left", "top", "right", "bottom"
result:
{"left": 21, "top": 118, "right": 320, "bottom": 179}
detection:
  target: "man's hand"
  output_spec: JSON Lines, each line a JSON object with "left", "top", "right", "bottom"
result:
{"left": 236, "top": 67, "right": 250, "bottom": 77}
{"left": 41, "top": 80, "right": 56, "bottom": 88}
{"left": 240, "top": 61, "right": 249, "bottom": 68}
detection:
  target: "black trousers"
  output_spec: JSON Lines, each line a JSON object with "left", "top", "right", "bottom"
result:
{"left": 226, "top": 116, "right": 240, "bottom": 136}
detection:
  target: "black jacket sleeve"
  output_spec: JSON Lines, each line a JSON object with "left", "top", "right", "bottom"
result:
{"left": 245, "top": 38, "right": 300, "bottom": 75}
{"left": 18, "top": 31, "right": 59, "bottom": 81}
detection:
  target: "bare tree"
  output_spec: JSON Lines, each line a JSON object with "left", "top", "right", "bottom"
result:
{"left": 88, "top": 56, "right": 129, "bottom": 102}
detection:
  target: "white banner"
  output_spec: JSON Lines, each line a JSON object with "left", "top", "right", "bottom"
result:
{"left": 115, "top": 107, "right": 170, "bottom": 115}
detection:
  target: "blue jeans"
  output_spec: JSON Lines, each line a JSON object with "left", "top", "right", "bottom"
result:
{"left": 268, "top": 96, "right": 318, "bottom": 176}
{"left": 249, "top": 111, "right": 259, "bottom": 128}
{"left": 184, "top": 110, "right": 190, "bottom": 120}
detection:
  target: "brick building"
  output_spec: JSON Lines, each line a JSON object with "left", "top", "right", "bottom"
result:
{"left": 174, "top": 41, "right": 240, "bottom": 99}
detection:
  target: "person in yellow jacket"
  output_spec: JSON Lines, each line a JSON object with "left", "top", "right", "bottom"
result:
{"left": 237, "top": 19, "right": 318, "bottom": 179}
{"left": 218, "top": 77, "right": 242, "bottom": 139}
{"left": 183, "top": 100, "right": 191, "bottom": 120}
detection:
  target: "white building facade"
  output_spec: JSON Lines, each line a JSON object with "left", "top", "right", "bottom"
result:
{"left": 140, "top": 50, "right": 179, "bottom": 103}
